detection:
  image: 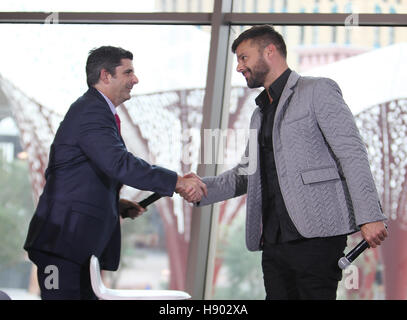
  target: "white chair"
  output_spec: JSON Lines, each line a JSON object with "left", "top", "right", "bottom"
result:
{"left": 0, "top": 290, "right": 11, "bottom": 300}
{"left": 89, "top": 255, "right": 191, "bottom": 300}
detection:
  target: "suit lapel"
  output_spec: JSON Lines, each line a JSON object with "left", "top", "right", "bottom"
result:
{"left": 274, "top": 71, "right": 301, "bottom": 127}
{"left": 87, "top": 87, "right": 126, "bottom": 145}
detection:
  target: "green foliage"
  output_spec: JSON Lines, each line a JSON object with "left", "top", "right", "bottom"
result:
{"left": 0, "top": 156, "right": 34, "bottom": 269}
{"left": 213, "top": 215, "right": 266, "bottom": 300}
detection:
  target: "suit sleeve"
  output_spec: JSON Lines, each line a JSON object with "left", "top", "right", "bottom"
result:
{"left": 197, "top": 138, "right": 250, "bottom": 206}
{"left": 77, "top": 103, "right": 177, "bottom": 197}
{"left": 312, "top": 78, "right": 386, "bottom": 226}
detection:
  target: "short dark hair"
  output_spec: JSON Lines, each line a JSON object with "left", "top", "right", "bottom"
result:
{"left": 231, "top": 25, "right": 287, "bottom": 58}
{"left": 86, "top": 46, "right": 133, "bottom": 87}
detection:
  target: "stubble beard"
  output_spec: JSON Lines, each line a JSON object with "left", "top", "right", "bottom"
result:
{"left": 245, "top": 57, "right": 270, "bottom": 89}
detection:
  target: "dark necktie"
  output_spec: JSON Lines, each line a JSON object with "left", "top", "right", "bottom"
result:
{"left": 114, "top": 113, "right": 121, "bottom": 135}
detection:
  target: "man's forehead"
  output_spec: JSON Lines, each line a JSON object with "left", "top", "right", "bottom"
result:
{"left": 236, "top": 39, "right": 257, "bottom": 54}
{"left": 118, "top": 58, "right": 134, "bottom": 69}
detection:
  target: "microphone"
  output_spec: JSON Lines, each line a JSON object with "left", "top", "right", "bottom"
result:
{"left": 338, "top": 239, "right": 369, "bottom": 270}
{"left": 138, "top": 192, "right": 162, "bottom": 209}
{"left": 338, "top": 224, "right": 387, "bottom": 270}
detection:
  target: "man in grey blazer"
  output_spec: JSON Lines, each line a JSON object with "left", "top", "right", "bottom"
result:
{"left": 194, "top": 25, "right": 388, "bottom": 299}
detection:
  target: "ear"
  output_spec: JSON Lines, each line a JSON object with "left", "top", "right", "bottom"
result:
{"left": 99, "top": 68, "right": 111, "bottom": 84}
{"left": 264, "top": 43, "right": 276, "bottom": 60}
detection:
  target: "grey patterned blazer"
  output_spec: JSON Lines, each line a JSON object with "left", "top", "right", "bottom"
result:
{"left": 197, "top": 71, "right": 386, "bottom": 251}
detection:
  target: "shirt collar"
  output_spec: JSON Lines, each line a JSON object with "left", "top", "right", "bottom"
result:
{"left": 255, "top": 68, "right": 291, "bottom": 111}
{"left": 97, "top": 89, "right": 117, "bottom": 115}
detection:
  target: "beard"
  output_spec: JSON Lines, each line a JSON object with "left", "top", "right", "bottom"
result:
{"left": 244, "top": 57, "right": 270, "bottom": 88}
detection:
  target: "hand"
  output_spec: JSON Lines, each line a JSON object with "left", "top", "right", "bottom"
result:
{"left": 119, "top": 198, "right": 146, "bottom": 220}
{"left": 183, "top": 172, "right": 207, "bottom": 202}
{"left": 183, "top": 172, "right": 201, "bottom": 180}
{"left": 360, "top": 221, "right": 388, "bottom": 248}
{"left": 182, "top": 172, "right": 206, "bottom": 202}
{"left": 175, "top": 174, "right": 207, "bottom": 203}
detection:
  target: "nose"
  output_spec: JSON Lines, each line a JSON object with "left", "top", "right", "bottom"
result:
{"left": 132, "top": 74, "right": 139, "bottom": 85}
{"left": 236, "top": 62, "right": 245, "bottom": 73}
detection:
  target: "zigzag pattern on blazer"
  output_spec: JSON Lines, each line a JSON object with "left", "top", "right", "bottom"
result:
{"left": 198, "top": 71, "right": 386, "bottom": 251}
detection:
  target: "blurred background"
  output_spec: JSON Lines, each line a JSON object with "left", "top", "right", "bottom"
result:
{"left": 0, "top": 0, "right": 406, "bottom": 300}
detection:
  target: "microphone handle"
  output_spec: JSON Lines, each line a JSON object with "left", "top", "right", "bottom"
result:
{"left": 138, "top": 192, "right": 162, "bottom": 208}
{"left": 339, "top": 224, "right": 386, "bottom": 269}
{"left": 346, "top": 239, "right": 370, "bottom": 263}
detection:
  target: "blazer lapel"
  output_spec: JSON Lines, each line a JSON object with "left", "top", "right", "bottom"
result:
{"left": 274, "top": 71, "right": 301, "bottom": 126}
{"left": 87, "top": 87, "right": 126, "bottom": 144}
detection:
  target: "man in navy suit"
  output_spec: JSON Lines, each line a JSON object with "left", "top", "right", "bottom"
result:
{"left": 24, "top": 46, "right": 206, "bottom": 300}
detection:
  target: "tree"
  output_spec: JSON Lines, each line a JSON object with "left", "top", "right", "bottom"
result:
{"left": 212, "top": 212, "right": 265, "bottom": 300}
{"left": 0, "top": 154, "right": 34, "bottom": 269}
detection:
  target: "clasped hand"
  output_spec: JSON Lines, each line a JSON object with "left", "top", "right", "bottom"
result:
{"left": 360, "top": 221, "right": 388, "bottom": 248}
{"left": 119, "top": 198, "right": 146, "bottom": 219}
{"left": 175, "top": 172, "right": 207, "bottom": 203}
{"left": 119, "top": 173, "right": 207, "bottom": 219}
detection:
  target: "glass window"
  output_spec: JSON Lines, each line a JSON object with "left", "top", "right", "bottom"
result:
{"left": 229, "top": 25, "right": 406, "bottom": 72}
{"left": 0, "top": 0, "right": 214, "bottom": 12}
{"left": 232, "top": 0, "right": 407, "bottom": 13}
{"left": 208, "top": 25, "right": 407, "bottom": 300}
{"left": 0, "top": 23, "right": 210, "bottom": 299}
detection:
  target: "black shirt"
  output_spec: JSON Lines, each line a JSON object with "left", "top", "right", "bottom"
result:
{"left": 256, "top": 68, "right": 304, "bottom": 245}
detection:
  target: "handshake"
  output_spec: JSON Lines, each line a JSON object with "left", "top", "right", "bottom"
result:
{"left": 175, "top": 172, "right": 207, "bottom": 203}
{"left": 119, "top": 173, "right": 207, "bottom": 220}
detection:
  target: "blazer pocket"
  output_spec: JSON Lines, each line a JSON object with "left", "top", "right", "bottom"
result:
{"left": 284, "top": 111, "right": 310, "bottom": 124}
{"left": 301, "top": 166, "right": 340, "bottom": 184}
{"left": 71, "top": 201, "right": 105, "bottom": 221}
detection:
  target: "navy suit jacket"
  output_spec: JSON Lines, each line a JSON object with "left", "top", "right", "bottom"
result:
{"left": 24, "top": 87, "right": 177, "bottom": 270}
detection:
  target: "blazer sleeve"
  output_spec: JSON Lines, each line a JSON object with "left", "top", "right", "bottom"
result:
{"left": 77, "top": 102, "right": 177, "bottom": 197}
{"left": 311, "top": 78, "right": 386, "bottom": 226}
{"left": 197, "top": 139, "right": 250, "bottom": 206}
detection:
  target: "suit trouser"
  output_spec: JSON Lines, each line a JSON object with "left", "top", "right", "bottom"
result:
{"left": 28, "top": 249, "right": 97, "bottom": 300}
{"left": 261, "top": 235, "right": 347, "bottom": 300}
